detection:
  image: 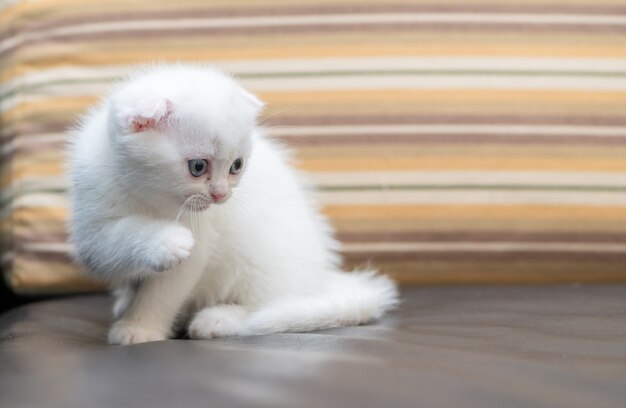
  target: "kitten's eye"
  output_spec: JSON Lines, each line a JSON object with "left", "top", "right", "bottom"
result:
{"left": 188, "top": 159, "right": 208, "bottom": 177}
{"left": 229, "top": 158, "right": 244, "bottom": 175}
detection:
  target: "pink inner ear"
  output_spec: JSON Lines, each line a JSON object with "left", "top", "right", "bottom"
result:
{"left": 129, "top": 99, "right": 173, "bottom": 134}
{"left": 131, "top": 117, "right": 157, "bottom": 133}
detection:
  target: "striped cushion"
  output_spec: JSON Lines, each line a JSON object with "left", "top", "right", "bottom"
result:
{"left": 2, "top": 0, "right": 626, "bottom": 293}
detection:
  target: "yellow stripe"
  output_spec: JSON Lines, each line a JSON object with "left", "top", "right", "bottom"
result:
{"left": 11, "top": 208, "right": 68, "bottom": 223}
{"left": 7, "top": 90, "right": 625, "bottom": 119}
{"left": 10, "top": 155, "right": 626, "bottom": 181}
{"left": 260, "top": 89, "right": 626, "bottom": 105}
{"left": 0, "top": 4, "right": 22, "bottom": 30}
{"left": 13, "top": 205, "right": 626, "bottom": 227}
{"left": 324, "top": 204, "right": 626, "bottom": 219}
{"left": 299, "top": 157, "right": 626, "bottom": 172}
{"left": 11, "top": 157, "right": 626, "bottom": 180}
{"left": 8, "top": 96, "right": 99, "bottom": 119}
{"left": 10, "top": 258, "right": 102, "bottom": 294}
{"left": 333, "top": 219, "right": 626, "bottom": 234}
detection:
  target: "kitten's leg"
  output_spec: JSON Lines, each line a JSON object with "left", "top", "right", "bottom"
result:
{"left": 76, "top": 216, "right": 194, "bottom": 281}
{"left": 188, "top": 305, "right": 249, "bottom": 339}
{"left": 108, "top": 257, "right": 205, "bottom": 345}
{"left": 112, "top": 284, "right": 137, "bottom": 319}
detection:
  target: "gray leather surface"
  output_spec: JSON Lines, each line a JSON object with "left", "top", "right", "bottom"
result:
{"left": 1, "top": 285, "right": 625, "bottom": 408}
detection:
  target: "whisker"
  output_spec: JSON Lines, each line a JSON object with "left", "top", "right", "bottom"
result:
{"left": 258, "top": 106, "right": 297, "bottom": 127}
{"left": 191, "top": 200, "right": 198, "bottom": 237}
{"left": 228, "top": 189, "right": 255, "bottom": 224}
{"left": 175, "top": 195, "right": 196, "bottom": 223}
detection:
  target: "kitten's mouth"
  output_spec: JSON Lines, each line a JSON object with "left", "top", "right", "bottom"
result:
{"left": 186, "top": 194, "right": 212, "bottom": 212}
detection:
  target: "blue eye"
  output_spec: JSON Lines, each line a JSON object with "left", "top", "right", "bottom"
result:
{"left": 230, "top": 158, "right": 244, "bottom": 175}
{"left": 188, "top": 159, "right": 208, "bottom": 177}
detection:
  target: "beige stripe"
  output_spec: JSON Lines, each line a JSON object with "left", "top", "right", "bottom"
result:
{"left": 10, "top": 258, "right": 100, "bottom": 294}
{"left": 15, "top": 132, "right": 68, "bottom": 144}
{"left": 310, "top": 171, "right": 626, "bottom": 188}
{"left": 267, "top": 124, "right": 626, "bottom": 138}
{"left": 343, "top": 242, "right": 626, "bottom": 253}
{"left": 317, "top": 190, "right": 626, "bottom": 206}
{"left": 13, "top": 194, "right": 68, "bottom": 209}
{"left": 21, "top": 242, "right": 71, "bottom": 253}
{"left": 0, "top": 0, "right": 19, "bottom": 13}
{"left": 299, "top": 143, "right": 626, "bottom": 160}
{"left": 13, "top": 177, "right": 68, "bottom": 192}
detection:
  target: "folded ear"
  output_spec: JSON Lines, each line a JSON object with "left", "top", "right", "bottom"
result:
{"left": 121, "top": 98, "right": 173, "bottom": 134}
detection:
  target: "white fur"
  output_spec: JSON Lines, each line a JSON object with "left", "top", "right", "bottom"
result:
{"left": 67, "top": 64, "right": 398, "bottom": 345}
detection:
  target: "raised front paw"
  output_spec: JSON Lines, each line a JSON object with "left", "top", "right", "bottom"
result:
{"left": 108, "top": 321, "right": 167, "bottom": 345}
{"left": 146, "top": 224, "right": 195, "bottom": 272}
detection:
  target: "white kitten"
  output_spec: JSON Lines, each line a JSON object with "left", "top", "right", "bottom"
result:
{"left": 67, "top": 64, "right": 398, "bottom": 345}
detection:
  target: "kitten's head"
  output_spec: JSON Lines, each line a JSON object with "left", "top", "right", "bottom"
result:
{"left": 108, "top": 65, "right": 263, "bottom": 213}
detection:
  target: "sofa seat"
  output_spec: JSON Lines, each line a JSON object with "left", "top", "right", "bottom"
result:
{"left": 1, "top": 285, "right": 625, "bottom": 408}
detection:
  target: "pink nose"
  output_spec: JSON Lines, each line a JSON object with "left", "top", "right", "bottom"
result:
{"left": 210, "top": 192, "right": 226, "bottom": 202}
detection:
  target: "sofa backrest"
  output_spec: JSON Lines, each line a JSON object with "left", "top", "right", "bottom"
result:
{"left": 2, "top": 0, "right": 626, "bottom": 294}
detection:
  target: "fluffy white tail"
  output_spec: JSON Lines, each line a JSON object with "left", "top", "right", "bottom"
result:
{"left": 242, "top": 271, "right": 399, "bottom": 335}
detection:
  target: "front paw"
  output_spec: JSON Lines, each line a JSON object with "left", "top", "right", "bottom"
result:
{"left": 188, "top": 305, "right": 248, "bottom": 340}
{"left": 147, "top": 224, "right": 195, "bottom": 272}
{"left": 108, "top": 321, "right": 167, "bottom": 345}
